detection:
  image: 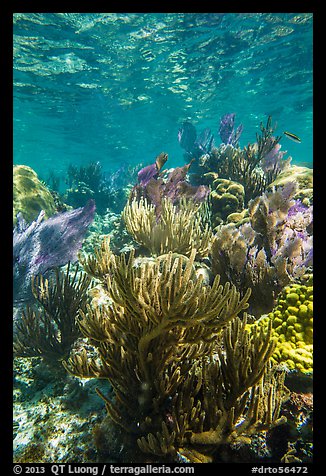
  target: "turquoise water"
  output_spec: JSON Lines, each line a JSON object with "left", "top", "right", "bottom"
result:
{"left": 13, "top": 12, "right": 313, "bottom": 180}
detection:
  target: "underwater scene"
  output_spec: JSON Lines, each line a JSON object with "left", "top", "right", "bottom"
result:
{"left": 13, "top": 13, "right": 313, "bottom": 464}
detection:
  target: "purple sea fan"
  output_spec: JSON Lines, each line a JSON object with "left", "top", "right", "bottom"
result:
{"left": 137, "top": 163, "right": 159, "bottom": 187}
{"left": 219, "top": 113, "right": 243, "bottom": 147}
{"left": 194, "top": 128, "right": 215, "bottom": 154}
{"left": 137, "top": 152, "right": 168, "bottom": 187}
{"left": 13, "top": 200, "right": 95, "bottom": 303}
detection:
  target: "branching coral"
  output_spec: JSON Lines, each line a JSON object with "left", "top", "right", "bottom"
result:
{"left": 14, "top": 263, "right": 92, "bottom": 363}
{"left": 185, "top": 116, "right": 291, "bottom": 206}
{"left": 138, "top": 317, "right": 286, "bottom": 461}
{"left": 63, "top": 241, "right": 287, "bottom": 462}
{"left": 64, "top": 161, "right": 138, "bottom": 214}
{"left": 122, "top": 197, "right": 212, "bottom": 258}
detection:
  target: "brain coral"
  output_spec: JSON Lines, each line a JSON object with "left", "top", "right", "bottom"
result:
{"left": 210, "top": 178, "right": 245, "bottom": 227}
{"left": 13, "top": 165, "right": 57, "bottom": 226}
{"left": 249, "top": 278, "right": 313, "bottom": 374}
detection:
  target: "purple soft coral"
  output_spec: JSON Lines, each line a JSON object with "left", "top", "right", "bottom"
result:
{"left": 131, "top": 157, "right": 210, "bottom": 217}
{"left": 137, "top": 152, "right": 168, "bottom": 187}
{"left": 219, "top": 113, "right": 243, "bottom": 146}
{"left": 13, "top": 200, "right": 95, "bottom": 303}
{"left": 194, "top": 128, "right": 215, "bottom": 154}
{"left": 260, "top": 141, "right": 291, "bottom": 174}
{"left": 137, "top": 163, "right": 159, "bottom": 187}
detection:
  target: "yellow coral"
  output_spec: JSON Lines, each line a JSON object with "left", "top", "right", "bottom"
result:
{"left": 249, "top": 279, "right": 313, "bottom": 374}
{"left": 13, "top": 165, "right": 57, "bottom": 226}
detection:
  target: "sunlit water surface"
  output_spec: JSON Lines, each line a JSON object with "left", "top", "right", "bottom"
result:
{"left": 13, "top": 12, "right": 313, "bottom": 181}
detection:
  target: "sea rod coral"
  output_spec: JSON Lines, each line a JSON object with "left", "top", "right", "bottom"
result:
{"left": 64, "top": 239, "right": 287, "bottom": 462}
{"left": 14, "top": 263, "right": 92, "bottom": 363}
{"left": 122, "top": 197, "right": 212, "bottom": 258}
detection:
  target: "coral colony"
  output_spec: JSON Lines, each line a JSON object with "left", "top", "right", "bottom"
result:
{"left": 13, "top": 114, "right": 313, "bottom": 463}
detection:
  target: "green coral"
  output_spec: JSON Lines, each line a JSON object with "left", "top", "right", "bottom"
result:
{"left": 250, "top": 279, "right": 313, "bottom": 374}
{"left": 13, "top": 165, "right": 57, "bottom": 226}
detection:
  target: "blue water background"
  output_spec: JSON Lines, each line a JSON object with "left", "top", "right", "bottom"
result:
{"left": 13, "top": 13, "right": 313, "bottom": 186}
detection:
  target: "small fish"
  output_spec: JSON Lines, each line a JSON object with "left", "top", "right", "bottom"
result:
{"left": 283, "top": 131, "right": 301, "bottom": 143}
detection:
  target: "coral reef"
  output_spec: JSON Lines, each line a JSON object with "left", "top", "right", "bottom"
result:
{"left": 13, "top": 199, "right": 96, "bottom": 304}
{"left": 13, "top": 165, "right": 57, "bottom": 226}
{"left": 81, "top": 210, "right": 134, "bottom": 257}
{"left": 123, "top": 154, "right": 211, "bottom": 257}
{"left": 203, "top": 117, "right": 289, "bottom": 205}
{"left": 211, "top": 183, "right": 313, "bottom": 316}
{"left": 277, "top": 390, "right": 313, "bottom": 463}
{"left": 179, "top": 116, "right": 291, "bottom": 211}
{"left": 122, "top": 197, "right": 212, "bottom": 258}
{"left": 13, "top": 114, "right": 313, "bottom": 464}
{"left": 14, "top": 263, "right": 92, "bottom": 363}
{"left": 251, "top": 279, "right": 313, "bottom": 374}
{"left": 63, "top": 240, "right": 288, "bottom": 462}
{"left": 132, "top": 153, "right": 210, "bottom": 216}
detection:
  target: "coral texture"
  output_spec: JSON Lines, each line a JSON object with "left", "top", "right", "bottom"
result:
{"left": 251, "top": 280, "right": 313, "bottom": 374}
{"left": 209, "top": 178, "right": 245, "bottom": 227}
{"left": 122, "top": 197, "right": 212, "bottom": 258}
{"left": 13, "top": 165, "right": 57, "bottom": 226}
{"left": 14, "top": 263, "right": 92, "bottom": 362}
{"left": 64, "top": 240, "right": 287, "bottom": 462}
{"left": 268, "top": 165, "right": 313, "bottom": 206}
